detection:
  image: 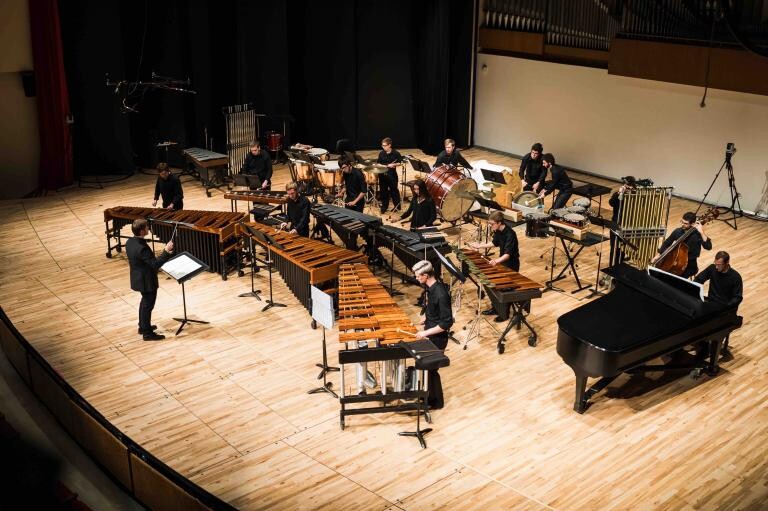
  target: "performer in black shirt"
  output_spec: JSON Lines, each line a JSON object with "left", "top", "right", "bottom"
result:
{"left": 434, "top": 138, "right": 471, "bottom": 168}
{"left": 400, "top": 179, "right": 436, "bottom": 229}
{"left": 413, "top": 260, "right": 454, "bottom": 409}
{"left": 126, "top": 219, "right": 174, "bottom": 341}
{"left": 519, "top": 142, "right": 545, "bottom": 192}
{"left": 376, "top": 137, "right": 402, "bottom": 214}
{"left": 653, "top": 211, "right": 712, "bottom": 278}
{"left": 337, "top": 157, "right": 366, "bottom": 213}
{"left": 240, "top": 141, "right": 273, "bottom": 190}
{"left": 538, "top": 153, "right": 573, "bottom": 210}
{"left": 152, "top": 164, "right": 184, "bottom": 210}
{"left": 468, "top": 211, "right": 521, "bottom": 321}
{"left": 280, "top": 182, "right": 311, "bottom": 237}
{"left": 607, "top": 176, "right": 636, "bottom": 266}
{"left": 695, "top": 251, "right": 743, "bottom": 307}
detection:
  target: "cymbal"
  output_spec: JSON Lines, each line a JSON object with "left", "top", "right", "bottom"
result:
{"left": 483, "top": 181, "right": 502, "bottom": 188}
{"left": 360, "top": 164, "right": 389, "bottom": 174}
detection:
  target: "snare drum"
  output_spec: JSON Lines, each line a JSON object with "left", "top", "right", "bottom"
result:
{"left": 424, "top": 164, "right": 478, "bottom": 222}
{"left": 266, "top": 131, "right": 282, "bottom": 152}
{"left": 308, "top": 147, "right": 329, "bottom": 161}
{"left": 525, "top": 212, "right": 550, "bottom": 238}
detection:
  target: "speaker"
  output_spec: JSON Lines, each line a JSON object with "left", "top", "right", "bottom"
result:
{"left": 21, "top": 71, "right": 36, "bottom": 97}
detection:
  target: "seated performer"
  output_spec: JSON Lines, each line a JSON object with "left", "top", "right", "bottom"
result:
{"left": 126, "top": 219, "right": 174, "bottom": 341}
{"left": 413, "top": 260, "right": 454, "bottom": 409}
{"left": 241, "top": 141, "right": 273, "bottom": 190}
{"left": 607, "top": 176, "right": 636, "bottom": 266}
{"left": 538, "top": 153, "right": 573, "bottom": 210}
{"left": 280, "top": 182, "right": 311, "bottom": 237}
{"left": 337, "top": 157, "right": 366, "bottom": 213}
{"left": 434, "top": 138, "right": 471, "bottom": 168}
{"left": 152, "top": 163, "right": 184, "bottom": 210}
{"left": 519, "top": 142, "right": 545, "bottom": 192}
{"left": 468, "top": 210, "right": 521, "bottom": 322}
{"left": 377, "top": 137, "right": 402, "bottom": 213}
{"left": 695, "top": 251, "right": 743, "bottom": 357}
{"left": 652, "top": 211, "right": 712, "bottom": 278}
{"left": 400, "top": 179, "right": 436, "bottom": 229}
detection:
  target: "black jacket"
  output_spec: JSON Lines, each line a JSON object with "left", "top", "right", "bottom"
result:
{"left": 542, "top": 164, "right": 573, "bottom": 195}
{"left": 154, "top": 174, "right": 184, "bottom": 210}
{"left": 492, "top": 225, "right": 520, "bottom": 271}
{"left": 287, "top": 195, "right": 311, "bottom": 237}
{"left": 241, "top": 151, "right": 273, "bottom": 182}
{"left": 126, "top": 237, "right": 171, "bottom": 292}
{"left": 518, "top": 153, "right": 545, "bottom": 183}
{"left": 401, "top": 197, "right": 436, "bottom": 228}
{"left": 434, "top": 149, "right": 470, "bottom": 168}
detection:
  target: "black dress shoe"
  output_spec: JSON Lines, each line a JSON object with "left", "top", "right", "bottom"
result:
{"left": 481, "top": 308, "right": 496, "bottom": 316}
{"left": 138, "top": 325, "right": 158, "bottom": 334}
{"left": 494, "top": 316, "right": 508, "bottom": 323}
{"left": 143, "top": 332, "right": 165, "bottom": 341}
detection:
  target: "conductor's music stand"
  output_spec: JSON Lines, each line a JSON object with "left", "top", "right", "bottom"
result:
{"left": 254, "top": 228, "right": 287, "bottom": 312}
{"left": 307, "top": 285, "right": 339, "bottom": 399}
{"left": 161, "top": 251, "right": 210, "bottom": 335}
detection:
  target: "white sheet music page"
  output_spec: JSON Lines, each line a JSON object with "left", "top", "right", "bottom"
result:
{"left": 161, "top": 253, "right": 204, "bottom": 281}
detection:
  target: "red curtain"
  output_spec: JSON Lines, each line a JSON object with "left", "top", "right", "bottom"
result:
{"left": 28, "top": 0, "right": 73, "bottom": 191}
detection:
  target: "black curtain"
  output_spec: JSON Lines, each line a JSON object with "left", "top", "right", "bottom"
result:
{"left": 60, "top": 0, "right": 473, "bottom": 174}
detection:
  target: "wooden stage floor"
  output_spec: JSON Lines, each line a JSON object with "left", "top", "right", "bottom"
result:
{"left": 1, "top": 147, "right": 766, "bottom": 510}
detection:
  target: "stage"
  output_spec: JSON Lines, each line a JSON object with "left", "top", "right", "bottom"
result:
{"left": 0, "top": 147, "right": 765, "bottom": 510}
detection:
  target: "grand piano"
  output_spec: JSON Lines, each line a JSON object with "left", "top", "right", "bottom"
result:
{"left": 557, "top": 264, "right": 742, "bottom": 413}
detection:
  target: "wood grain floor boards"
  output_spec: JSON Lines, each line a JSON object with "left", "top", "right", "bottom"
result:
{"left": 1, "top": 147, "right": 766, "bottom": 509}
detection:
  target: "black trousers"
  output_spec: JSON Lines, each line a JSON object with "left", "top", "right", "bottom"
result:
{"left": 139, "top": 290, "right": 157, "bottom": 334}
{"left": 161, "top": 200, "right": 183, "bottom": 210}
{"left": 378, "top": 171, "right": 401, "bottom": 212}
{"left": 426, "top": 333, "right": 449, "bottom": 409}
{"left": 552, "top": 189, "right": 572, "bottom": 209}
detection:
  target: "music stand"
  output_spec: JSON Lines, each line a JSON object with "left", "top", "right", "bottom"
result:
{"left": 307, "top": 285, "right": 339, "bottom": 399}
{"left": 480, "top": 168, "right": 506, "bottom": 185}
{"left": 433, "top": 247, "right": 465, "bottom": 345}
{"left": 237, "top": 223, "right": 263, "bottom": 300}
{"left": 254, "top": 228, "right": 287, "bottom": 312}
{"left": 161, "top": 251, "right": 210, "bottom": 335}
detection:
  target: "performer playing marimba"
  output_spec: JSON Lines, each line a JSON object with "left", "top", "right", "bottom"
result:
{"left": 413, "top": 260, "right": 453, "bottom": 409}
{"left": 152, "top": 163, "right": 184, "bottom": 210}
{"left": 280, "top": 182, "right": 311, "bottom": 237}
{"left": 241, "top": 141, "right": 273, "bottom": 190}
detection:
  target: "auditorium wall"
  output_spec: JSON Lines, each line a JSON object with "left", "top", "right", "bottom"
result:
{"left": 474, "top": 53, "right": 768, "bottom": 213}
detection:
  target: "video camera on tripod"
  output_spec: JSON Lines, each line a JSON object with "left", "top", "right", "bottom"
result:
{"left": 725, "top": 142, "right": 737, "bottom": 162}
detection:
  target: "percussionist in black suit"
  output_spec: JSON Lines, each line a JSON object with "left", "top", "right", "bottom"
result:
{"left": 376, "top": 137, "right": 403, "bottom": 213}
{"left": 519, "top": 142, "right": 545, "bottom": 192}
{"left": 241, "top": 141, "right": 273, "bottom": 190}
{"left": 538, "top": 153, "right": 573, "bottom": 210}
{"left": 434, "top": 138, "right": 471, "bottom": 168}
{"left": 337, "top": 157, "right": 366, "bottom": 213}
{"left": 280, "top": 182, "right": 311, "bottom": 237}
{"left": 126, "top": 219, "right": 174, "bottom": 341}
{"left": 152, "top": 163, "right": 184, "bottom": 210}
{"left": 413, "top": 260, "right": 454, "bottom": 409}
{"left": 468, "top": 210, "right": 521, "bottom": 322}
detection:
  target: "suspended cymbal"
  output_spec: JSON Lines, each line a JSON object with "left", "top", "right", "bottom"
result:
{"left": 483, "top": 181, "right": 502, "bottom": 188}
{"left": 358, "top": 164, "right": 389, "bottom": 174}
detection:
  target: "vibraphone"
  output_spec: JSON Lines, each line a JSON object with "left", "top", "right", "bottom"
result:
{"left": 183, "top": 147, "right": 229, "bottom": 196}
{"left": 310, "top": 204, "right": 382, "bottom": 250}
{"left": 456, "top": 248, "right": 543, "bottom": 351}
{"left": 236, "top": 222, "right": 366, "bottom": 312}
{"left": 336, "top": 263, "right": 446, "bottom": 429}
{"left": 103, "top": 206, "right": 246, "bottom": 279}
{"left": 374, "top": 224, "right": 451, "bottom": 278}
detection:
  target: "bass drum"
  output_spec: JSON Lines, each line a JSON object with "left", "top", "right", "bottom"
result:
{"left": 424, "top": 165, "right": 477, "bottom": 222}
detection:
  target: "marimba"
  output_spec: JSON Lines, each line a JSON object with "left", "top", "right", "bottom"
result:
{"left": 104, "top": 206, "right": 246, "bottom": 279}
{"left": 236, "top": 222, "right": 366, "bottom": 312}
{"left": 456, "top": 248, "right": 543, "bottom": 350}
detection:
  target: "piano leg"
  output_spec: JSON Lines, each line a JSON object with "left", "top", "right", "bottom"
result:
{"left": 574, "top": 373, "right": 589, "bottom": 413}
{"left": 706, "top": 339, "right": 723, "bottom": 376}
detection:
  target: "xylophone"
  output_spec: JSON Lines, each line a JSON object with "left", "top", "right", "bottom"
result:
{"left": 103, "top": 206, "right": 246, "bottom": 279}
{"left": 455, "top": 247, "right": 543, "bottom": 350}
{"left": 223, "top": 190, "right": 288, "bottom": 218}
{"left": 336, "top": 263, "right": 446, "bottom": 429}
{"left": 236, "top": 222, "right": 366, "bottom": 312}
{"left": 183, "top": 147, "right": 229, "bottom": 196}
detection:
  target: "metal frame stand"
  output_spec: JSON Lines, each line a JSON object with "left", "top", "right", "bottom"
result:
{"left": 308, "top": 326, "right": 339, "bottom": 398}
{"left": 238, "top": 236, "right": 262, "bottom": 300}
{"left": 262, "top": 245, "right": 287, "bottom": 312}
{"left": 696, "top": 156, "right": 743, "bottom": 230}
{"left": 462, "top": 281, "right": 499, "bottom": 350}
{"left": 173, "top": 281, "right": 209, "bottom": 335}
{"left": 398, "top": 379, "right": 432, "bottom": 449}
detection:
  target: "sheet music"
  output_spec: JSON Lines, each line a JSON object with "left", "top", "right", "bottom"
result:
{"left": 161, "top": 254, "right": 204, "bottom": 281}
{"left": 311, "top": 286, "right": 335, "bottom": 329}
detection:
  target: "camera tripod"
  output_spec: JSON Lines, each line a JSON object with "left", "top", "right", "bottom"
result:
{"left": 696, "top": 154, "right": 743, "bottom": 230}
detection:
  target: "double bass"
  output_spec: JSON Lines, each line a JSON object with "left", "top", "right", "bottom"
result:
{"left": 653, "top": 208, "right": 718, "bottom": 275}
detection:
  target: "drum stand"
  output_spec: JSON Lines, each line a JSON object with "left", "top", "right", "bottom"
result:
{"left": 308, "top": 326, "right": 339, "bottom": 399}
{"left": 261, "top": 245, "right": 287, "bottom": 312}
{"left": 462, "top": 280, "right": 499, "bottom": 350}
{"left": 238, "top": 236, "right": 263, "bottom": 300}
{"left": 543, "top": 233, "right": 565, "bottom": 293}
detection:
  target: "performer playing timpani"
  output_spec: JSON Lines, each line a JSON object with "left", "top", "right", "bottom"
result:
{"left": 413, "top": 260, "right": 454, "bottom": 409}
{"left": 467, "top": 210, "right": 521, "bottom": 322}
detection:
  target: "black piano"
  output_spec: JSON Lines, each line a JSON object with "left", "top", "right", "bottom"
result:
{"left": 557, "top": 264, "right": 742, "bottom": 413}
{"left": 310, "top": 204, "right": 382, "bottom": 250}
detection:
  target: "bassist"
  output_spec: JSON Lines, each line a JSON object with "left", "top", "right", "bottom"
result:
{"left": 652, "top": 211, "right": 712, "bottom": 278}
